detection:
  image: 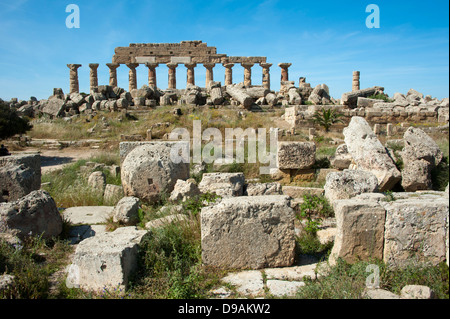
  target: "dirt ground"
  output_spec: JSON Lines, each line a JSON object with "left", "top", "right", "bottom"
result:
{"left": 13, "top": 147, "right": 106, "bottom": 173}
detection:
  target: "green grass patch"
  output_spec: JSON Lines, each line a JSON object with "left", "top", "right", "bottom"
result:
{"left": 296, "top": 258, "right": 449, "bottom": 299}
{"left": 0, "top": 237, "right": 73, "bottom": 299}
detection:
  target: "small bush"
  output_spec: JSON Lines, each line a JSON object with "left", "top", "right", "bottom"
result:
{"left": 296, "top": 232, "right": 333, "bottom": 258}
{"left": 133, "top": 218, "right": 215, "bottom": 299}
{"left": 367, "top": 93, "right": 394, "bottom": 102}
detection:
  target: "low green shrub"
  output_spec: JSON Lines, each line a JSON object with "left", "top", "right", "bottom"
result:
{"left": 296, "top": 258, "right": 449, "bottom": 299}
{"left": 0, "top": 237, "right": 73, "bottom": 299}
{"left": 132, "top": 219, "right": 213, "bottom": 299}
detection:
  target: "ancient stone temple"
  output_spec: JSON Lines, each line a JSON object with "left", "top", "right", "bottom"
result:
{"left": 112, "top": 40, "right": 266, "bottom": 65}
{"left": 67, "top": 40, "right": 295, "bottom": 91}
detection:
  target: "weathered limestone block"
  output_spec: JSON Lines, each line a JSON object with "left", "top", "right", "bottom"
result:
{"left": 330, "top": 144, "right": 352, "bottom": 170}
{"left": 103, "top": 184, "right": 124, "bottom": 203}
{"left": 284, "top": 106, "right": 298, "bottom": 128}
{"left": 341, "top": 86, "right": 384, "bottom": 108}
{"left": 288, "top": 88, "right": 302, "bottom": 105}
{"left": 265, "top": 92, "right": 278, "bottom": 106}
{"left": 209, "top": 82, "right": 224, "bottom": 105}
{"left": 169, "top": 178, "right": 201, "bottom": 202}
{"left": 329, "top": 199, "right": 386, "bottom": 265}
{"left": 201, "top": 195, "right": 296, "bottom": 269}
{"left": 245, "top": 182, "right": 282, "bottom": 196}
{"left": 400, "top": 127, "right": 443, "bottom": 192}
{"left": 440, "top": 107, "right": 450, "bottom": 123}
{"left": 226, "top": 84, "right": 254, "bottom": 108}
{"left": 112, "top": 196, "right": 140, "bottom": 225}
{"left": 65, "top": 227, "right": 148, "bottom": 291}
{"left": 401, "top": 285, "right": 435, "bottom": 299}
{"left": 70, "top": 93, "right": 85, "bottom": 106}
{"left": 88, "top": 171, "right": 106, "bottom": 195}
{"left": 183, "top": 84, "right": 202, "bottom": 105}
{"left": 277, "top": 142, "right": 316, "bottom": 170}
{"left": 0, "top": 154, "right": 41, "bottom": 202}
{"left": 121, "top": 143, "right": 190, "bottom": 203}
{"left": 401, "top": 159, "right": 432, "bottom": 192}
{"left": 406, "top": 88, "right": 423, "bottom": 103}
{"left": 357, "top": 97, "right": 382, "bottom": 108}
{"left": 245, "top": 87, "right": 269, "bottom": 99}
{"left": 307, "top": 84, "right": 330, "bottom": 105}
{"left": 382, "top": 194, "right": 448, "bottom": 266}
{"left": 0, "top": 190, "right": 63, "bottom": 240}
{"left": 401, "top": 127, "right": 443, "bottom": 167}
{"left": 324, "top": 169, "right": 379, "bottom": 203}
{"left": 343, "top": 117, "right": 401, "bottom": 191}
{"left": 62, "top": 206, "right": 113, "bottom": 225}
{"left": 281, "top": 186, "right": 324, "bottom": 199}
{"left": 198, "top": 172, "right": 244, "bottom": 197}
{"left": 41, "top": 98, "right": 66, "bottom": 118}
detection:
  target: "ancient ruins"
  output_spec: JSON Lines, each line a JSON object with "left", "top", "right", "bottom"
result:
{"left": 1, "top": 40, "right": 449, "bottom": 299}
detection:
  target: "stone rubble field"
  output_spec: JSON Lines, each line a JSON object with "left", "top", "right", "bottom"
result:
{"left": 1, "top": 80, "right": 449, "bottom": 299}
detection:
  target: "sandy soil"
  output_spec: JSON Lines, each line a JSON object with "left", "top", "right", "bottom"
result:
{"left": 13, "top": 147, "right": 106, "bottom": 173}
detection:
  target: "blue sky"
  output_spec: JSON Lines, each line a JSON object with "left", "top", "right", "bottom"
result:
{"left": 0, "top": 0, "right": 448, "bottom": 101}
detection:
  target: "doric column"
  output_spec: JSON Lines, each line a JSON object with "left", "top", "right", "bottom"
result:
{"left": 352, "top": 71, "right": 360, "bottom": 91}
{"left": 185, "top": 63, "right": 197, "bottom": 86}
{"left": 278, "top": 63, "right": 292, "bottom": 82}
{"left": 67, "top": 64, "right": 82, "bottom": 94}
{"left": 203, "top": 63, "right": 215, "bottom": 88}
{"left": 223, "top": 63, "right": 234, "bottom": 86}
{"left": 167, "top": 63, "right": 178, "bottom": 89}
{"left": 241, "top": 63, "right": 254, "bottom": 87}
{"left": 106, "top": 63, "right": 120, "bottom": 87}
{"left": 126, "top": 63, "right": 139, "bottom": 91}
{"left": 145, "top": 63, "right": 159, "bottom": 89}
{"left": 88, "top": 63, "right": 99, "bottom": 92}
{"left": 260, "top": 63, "right": 272, "bottom": 90}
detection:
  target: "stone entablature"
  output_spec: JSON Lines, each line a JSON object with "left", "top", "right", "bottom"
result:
{"left": 113, "top": 41, "right": 266, "bottom": 65}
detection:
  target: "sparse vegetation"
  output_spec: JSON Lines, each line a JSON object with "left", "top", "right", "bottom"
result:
{"left": 367, "top": 93, "right": 394, "bottom": 102}
{"left": 0, "top": 236, "right": 73, "bottom": 299}
{"left": 296, "top": 258, "right": 449, "bottom": 299}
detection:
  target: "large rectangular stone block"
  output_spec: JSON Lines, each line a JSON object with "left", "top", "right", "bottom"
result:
{"left": 0, "top": 154, "right": 41, "bottom": 202}
{"left": 329, "top": 199, "right": 386, "bottom": 265}
{"left": 66, "top": 227, "right": 148, "bottom": 291}
{"left": 201, "top": 196, "right": 296, "bottom": 269}
{"left": 277, "top": 141, "right": 316, "bottom": 170}
{"left": 198, "top": 172, "right": 245, "bottom": 197}
{"left": 382, "top": 194, "right": 448, "bottom": 266}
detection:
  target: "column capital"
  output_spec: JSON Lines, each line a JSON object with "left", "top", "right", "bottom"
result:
{"left": 67, "top": 64, "right": 82, "bottom": 70}
{"left": 203, "top": 63, "right": 216, "bottom": 69}
{"left": 223, "top": 63, "right": 235, "bottom": 68}
{"left": 89, "top": 63, "right": 99, "bottom": 69}
{"left": 278, "top": 63, "right": 292, "bottom": 68}
{"left": 184, "top": 63, "right": 197, "bottom": 69}
{"left": 106, "top": 63, "right": 120, "bottom": 69}
{"left": 126, "top": 63, "right": 139, "bottom": 69}
{"left": 260, "top": 62, "right": 273, "bottom": 68}
{"left": 166, "top": 63, "right": 178, "bottom": 69}
{"left": 145, "top": 62, "right": 159, "bottom": 69}
{"left": 241, "top": 62, "right": 254, "bottom": 68}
